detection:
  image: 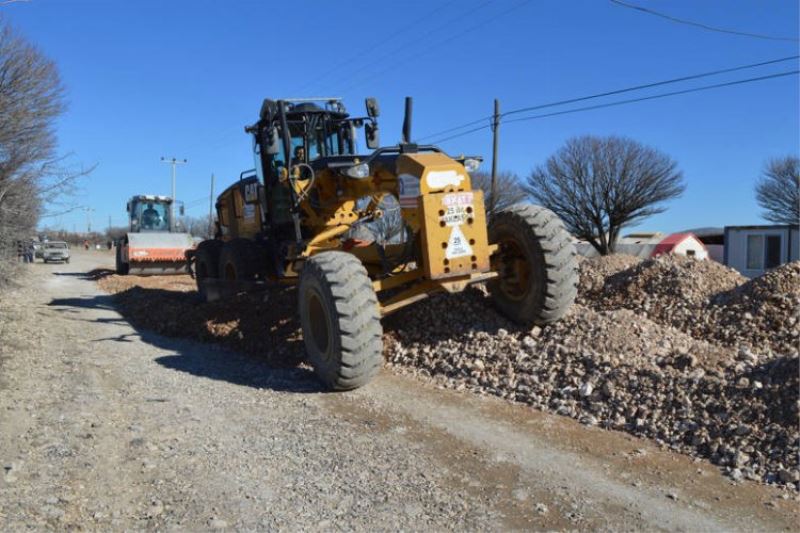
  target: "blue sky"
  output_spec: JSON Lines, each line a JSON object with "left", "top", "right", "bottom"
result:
{"left": 4, "top": 0, "right": 798, "bottom": 234}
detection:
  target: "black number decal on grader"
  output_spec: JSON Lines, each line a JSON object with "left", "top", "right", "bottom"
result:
{"left": 188, "top": 97, "right": 578, "bottom": 390}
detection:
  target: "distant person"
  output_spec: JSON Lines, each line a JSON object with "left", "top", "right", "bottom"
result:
{"left": 107, "top": 240, "right": 112, "bottom": 250}
{"left": 84, "top": 240, "right": 89, "bottom": 251}
{"left": 291, "top": 145, "right": 306, "bottom": 166}
{"left": 142, "top": 202, "right": 161, "bottom": 229}
{"left": 291, "top": 145, "right": 312, "bottom": 180}
{"left": 25, "top": 241, "right": 34, "bottom": 263}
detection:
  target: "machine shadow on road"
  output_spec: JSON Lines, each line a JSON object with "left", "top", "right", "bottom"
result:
{"left": 47, "top": 289, "right": 326, "bottom": 394}
{"left": 53, "top": 268, "right": 116, "bottom": 281}
{"left": 47, "top": 273, "right": 524, "bottom": 395}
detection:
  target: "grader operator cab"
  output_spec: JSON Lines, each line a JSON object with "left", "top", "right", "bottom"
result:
{"left": 190, "top": 97, "right": 578, "bottom": 390}
{"left": 116, "top": 195, "right": 194, "bottom": 275}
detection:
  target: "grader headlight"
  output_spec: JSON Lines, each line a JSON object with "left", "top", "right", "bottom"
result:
{"left": 345, "top": 162, "right": 370, "bottom": 179}
{"left": 463, "top": 158, "right": 481, "bottom": 172}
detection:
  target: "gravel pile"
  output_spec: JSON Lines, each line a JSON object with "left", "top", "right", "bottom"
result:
{"left": 577, "top": 253, "right": 641, "bottom": 302}
{"left": 711, "top": 262, "right": 800, "bottom": 357}
{"left": 580, "top": 256, "right": 799, "bottom": 357}
{"left": 385, "top": 257, "right": 800, "bottom": 489}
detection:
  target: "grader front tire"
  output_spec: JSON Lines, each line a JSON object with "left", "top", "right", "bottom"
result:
{"left": 299, "top": 251, "right": 383, "bottom": 390}
{"left": 488, "top": 204, "right": 578, "bottom": 325}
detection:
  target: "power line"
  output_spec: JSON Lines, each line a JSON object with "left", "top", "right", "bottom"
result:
{"left": 326, "top": 0, "right": 497, "bottom": 94}
{"left": 183, "top": 196, "right": 209, "bottom": 208}
{"left": 334, "top": 0, "right": 530, "bottom": 96}
{"left": 505, "top": 70, "right": 799, "bottom": 124}
{"left": 609, "top": 0, "right": 799, "bottom": 43}
{"left": 429, "top": 70, "right": 799, "bottom": 144}
{"left": 179, "top": 2, "right": 482, "bottom": 159}
{"left": 504, "top": 56, "right": 799, "bottom": 118}
{"left": 418, "top": 55, "right": 799, "bottom": 141}
{"left": 299, "top": 0, "right": 462, "bottom": 95}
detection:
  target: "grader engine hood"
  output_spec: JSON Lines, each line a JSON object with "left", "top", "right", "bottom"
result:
{"left": 395, "top": 152, "right": 491, "bottom": 280}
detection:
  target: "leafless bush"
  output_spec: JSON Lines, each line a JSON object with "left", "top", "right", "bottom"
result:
{"left": 469, "top": 171, "right": 527, "bottom": 217}
{"left": 179, "top": 215, "right": 213, "bottom": 239}
{"left": 526, "top": 135, "right": 685, "bottom": 255}
{"left": 755, "top": 156, "right": 799, "bottom": 225}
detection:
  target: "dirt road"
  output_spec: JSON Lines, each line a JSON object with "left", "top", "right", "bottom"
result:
{"left": 0, "top": 251, "right": 796, "bottom": 530}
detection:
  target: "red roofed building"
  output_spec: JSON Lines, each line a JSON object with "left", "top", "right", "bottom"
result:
{"left": 652, "top": 233, "right": 709, "bottom": 260}
{"left": 575, "top": 232, "right": 709, "bottom": 259}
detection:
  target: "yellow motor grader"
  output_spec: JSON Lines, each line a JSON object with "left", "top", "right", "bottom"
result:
{"left": 189, "top": 97, "right": 577, "bottom": 390}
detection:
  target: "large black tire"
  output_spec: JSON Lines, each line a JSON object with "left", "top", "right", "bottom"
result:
{"left": 488, "top": 204, "right": 577, "bottom": 325}
{"left": 298, "top": 251, "right": 383, "bottom": 390}
{"left": 115, "top": 244, "right": 129, "bottom": 275}
{"left": 218, "top": 239, "right": 258, "bottom": 282}
{"left": 194, "top": 240, "right": 222, "bottom": 297}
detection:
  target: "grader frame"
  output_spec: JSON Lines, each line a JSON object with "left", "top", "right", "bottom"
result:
{"left": 190, "top": 96, "right": 578, "bottom": 390}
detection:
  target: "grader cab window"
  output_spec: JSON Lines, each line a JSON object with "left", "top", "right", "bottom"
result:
{"left": 281, "top": 113, "right": 355, "bottom": 164}
{"left": 311, "top": 125, "right": 351, "bottom": 157}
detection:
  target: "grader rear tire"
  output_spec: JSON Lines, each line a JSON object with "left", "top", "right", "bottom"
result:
{"left": 488, "top": 204, "right": 578, "bottom": 325}
{"left": 299, "top": 251, "right": 383, "bottom": 390}
{"left": 194, "top": 240, "right": 222, "bottom": 298}
{"left": 219, "top": 239, "right": 257, "bottom": 282}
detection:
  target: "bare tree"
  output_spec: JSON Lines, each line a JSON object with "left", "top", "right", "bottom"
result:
{"left": 179, "top": 215, "right": 213, "bottom": 239}
{"left": 526, "top": 135, "right": 684, "bottom": 255}
{"left": 0, "top": 20, "right": 66, "bottom": 282}
{"left": 0, "top": 20, "right": 90, "bottom": 283}
{"left": 470, "top": 171, "right": 527, "bottom": 217}
{"left": 105, "top": 226, "right": 128, "bottom": 242}
{"left": 755, "top": 156, "right": 799, "bottom": 225}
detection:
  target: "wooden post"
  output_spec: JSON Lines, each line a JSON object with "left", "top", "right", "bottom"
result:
{"left": 490, "top": 98, "right": 500, "bottom": 215}
{"left": 208, "top": 173, "right": 215, "bottom": 238}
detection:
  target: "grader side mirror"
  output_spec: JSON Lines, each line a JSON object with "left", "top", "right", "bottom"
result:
{"left": 365, "top": 97, "right": 380, "bottom": 118}
{"left": 265, "top": 128, "right": 281, "bottom": 155}
{"left": 365, "top": 122, "right": 380, "bottom": 150}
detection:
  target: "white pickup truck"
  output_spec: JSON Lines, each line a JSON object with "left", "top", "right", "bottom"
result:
{"left": 42, "top": 241, "right": 70, "bottom": 263}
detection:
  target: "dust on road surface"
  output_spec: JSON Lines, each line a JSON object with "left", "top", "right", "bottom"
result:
{"left": 0, "top": 251, "right": 796, "bottom": 530}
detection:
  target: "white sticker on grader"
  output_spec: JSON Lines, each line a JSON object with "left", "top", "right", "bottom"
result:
{"left": 441, "top": 191, "right": 474, "bottom": 259}
{"left": 442, "top": 192, "right": 474, "bottom": 207}
{"left": 440, "top": 192, "right": 474, "bottom": 226}
{"left": 426, "top": 170, "right": 464, "bottom": 190}
{"left": 446, "top": 225, "right": 472, "bottom": 259}
{"left": 442, "top": 206, "right": 468, "bottom": 226}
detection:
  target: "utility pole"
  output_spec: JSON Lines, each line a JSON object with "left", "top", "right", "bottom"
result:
{"left": 83, "top": 207, "right": 94, "bottom": 235}
{"left": 108, "top": 215, "right": 112, "bottom": 235}
{"left": 490, "top": 98, "right": 500, "bottom": 216}
{"left": 208, "top": 173, "right": 215, "bottom": 238}
{"left": 160, "top": 156, "right": 188, "bottom": 230}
